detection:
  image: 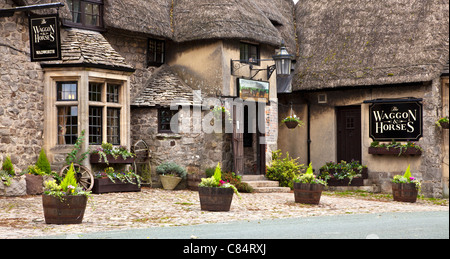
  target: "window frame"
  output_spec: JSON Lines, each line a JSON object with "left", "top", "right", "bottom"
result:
{"left": 64, "top": 0, "right": 105, "bottom": 31}
{"left": 158, "top": 108, "right": 177, "bottom": 134}
{"left": 240, "top": 42, "right": 260, "bottom": 66}
{"left": 147, "top": 38, "right": 165, "bottom": 67}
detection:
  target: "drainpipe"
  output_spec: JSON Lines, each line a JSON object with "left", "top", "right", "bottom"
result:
{"left": 307, "top": 102, "right": 311, "bottom": 165}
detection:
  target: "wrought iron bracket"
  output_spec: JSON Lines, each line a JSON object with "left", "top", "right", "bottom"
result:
{"left": 0, "top": 2, "right": 64, "bottom": 17}
{"left": 231, "top": 59, "right": 276, "bottom": 80}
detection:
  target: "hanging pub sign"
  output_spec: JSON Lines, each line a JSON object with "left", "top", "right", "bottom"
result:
{"left": 237, "top": 78, "right": 270, "bottom": 103}
{"left": 368, "top": 100, "right": 423, "bottom": 141}
{"left": 29, "top": 14, "right": 61, "bottom": 62}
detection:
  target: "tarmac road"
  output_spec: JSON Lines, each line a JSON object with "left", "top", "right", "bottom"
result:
{"left": 39, "top": 211, "right": 449, "bottom": 239}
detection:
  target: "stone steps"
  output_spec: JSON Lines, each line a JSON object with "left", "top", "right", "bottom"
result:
{"left": 242, "top": 175, "right": 291, "bottom": 193}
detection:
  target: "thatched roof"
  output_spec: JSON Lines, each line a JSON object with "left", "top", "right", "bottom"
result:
{"left": 172, "top": 0, "right": 282, "bottom": 46}
{"left": 254, "top": 0, "right": 296, "bottom": 53}
{"left": 132, "top": 64, "right": 196, "bottom": 107}
{"left": 41, "top": 28, "right": 134, "bottom": 71}
{"left": 293, "top": 0, "right": 450, "bottom": 91}
{"left": 103, "top": 0, "right": 173, "bottom": 39}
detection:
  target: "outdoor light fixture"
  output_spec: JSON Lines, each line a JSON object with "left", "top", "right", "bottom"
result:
{"left": 231, "top": 42, "right": 294, "bottom": 80}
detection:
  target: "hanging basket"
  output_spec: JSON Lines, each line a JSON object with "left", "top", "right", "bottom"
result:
{"left": 285, "top": 121, "right": 299, "bottom": 129}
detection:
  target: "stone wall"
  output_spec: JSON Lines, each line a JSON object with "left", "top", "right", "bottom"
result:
{"left": 130, "top": 107, "right": 233, "bottom": 187}
{"left": 1, "top": 1, "right": 45, "bottom": 171}
{"left": 278, "top": 81, "right": 446, "bottom": 198}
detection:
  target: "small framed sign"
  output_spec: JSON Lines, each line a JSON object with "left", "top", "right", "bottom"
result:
{"left": 29, "top": 14, "right": 61, "bottom": 62}
{"left": 237, "top": 78, "right": 270, "bottom": 103}
{"left": 369, "top": 101, "right": 423, "bottom": 141}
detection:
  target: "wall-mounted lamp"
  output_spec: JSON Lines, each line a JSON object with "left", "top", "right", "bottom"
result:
{"left": 231, "top": 42, "right": 294, "bottom": 80}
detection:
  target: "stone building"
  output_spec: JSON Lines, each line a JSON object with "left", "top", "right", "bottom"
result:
{"left": 1, "top": 0, "right": 295, "bottom": 185}
{"left": 1, "top": 0, "right": 448, "bottom": 197}
{"left": 278, "top": 0, "right": 449, "bottom": 198}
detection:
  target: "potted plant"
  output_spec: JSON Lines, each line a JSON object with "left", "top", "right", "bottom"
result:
{"left": 1, "top": 156, "right": 26, "bottom": 197}
{"left": 90, "top": 142, "right": 135, "bottom": 165}
{"left": 318, "top": 160, "right": 365, "bottom": 186}
{"left": 198, "top": 163, "right": 241, "bottom": 212}
{"left": 293, "top": 163, "right": 327, "bottom": 205}
{"left": 156, "top": 161, "right": 187, "bottom": 190}
{"left": 369, "top": 141, "right": 423, "bottom": 156}
{"left": 42, "top": 163, "right": 92, "bottom": 224}
{"left": 25, "top": 149, "right": 53, "bottom": 195}
{"left": 282, "top": 114, "right": 304, "bottom": 129}
{"left": 93, "top": 167, "right": 141, "bottom": 194}
{"left": 391, "top": 165, "right": 421, "bottom": 203}
{"left": 436, "top": 116, "right": 449, "bottom": 129}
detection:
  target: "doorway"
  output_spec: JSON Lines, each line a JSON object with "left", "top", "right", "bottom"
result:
{"left": 233, "top": 104, "right": 266, "bottom": 175}
{"left": 336, "top": 106, "right": 362, "bottom": 163}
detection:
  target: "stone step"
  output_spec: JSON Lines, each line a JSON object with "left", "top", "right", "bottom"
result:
{"left": 252, "top": 187, "right": 292, "bottom": 193}
{"left": 241, "top": 175, "right": 267, "bottom": 181}
{"left": 246, "top": 180, "right": 280, "bottom": 188}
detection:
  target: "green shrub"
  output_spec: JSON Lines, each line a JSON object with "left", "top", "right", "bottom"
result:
{"left": 222, "top": 172, "right": 254, "bottom": 193}
{"left": 156, "top": 161, "right": 187, "bottom": 179}
{"left": 266, "top": 150, "right": 305, "bottom": 189}
{"left": 59, "top": 163, "right": 78, "bottom": 193}
{"left": 1, "top": 156, "right": 15, "bottom": 176}
{"left": 36, "top": 149, "right": 52, "bottom": 175}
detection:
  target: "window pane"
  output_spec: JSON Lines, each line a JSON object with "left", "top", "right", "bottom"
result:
{"left": 89, "top": 82, "right": 102, "bottom": 102}
{"left": 107, "top": 84, "right": 120, "bottom": 103}
{"left": 58, "top": 106, "right": 78, "bottom": 145}
{"left": 107, "top": 108, "right": 120, "bottom": 145}
{"left": 57, "top": 82, "right": 77, "bottom": 101}
{"left": 148, "top": 39, "right": 165, "bottom": 66}
{"left": 158, "top": 109, "right": 177, "bottom": 133}
{"left": 89, "top": 107, "right": 103, "bottom": 145}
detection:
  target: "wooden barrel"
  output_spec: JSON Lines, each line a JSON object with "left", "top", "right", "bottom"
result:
{"left": 392, "top": 183, "right": 418, "bottom": 203}
{"left": 294, "top": 183, "right": 324, "bottom": 205}
{"left": 198, "top": 187, "right": 234, "bottom": 212}
{"left": 42, "top": 195, "right": 88, "bottom": 224}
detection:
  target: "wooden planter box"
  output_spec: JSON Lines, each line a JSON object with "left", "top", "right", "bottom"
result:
{"left": 439, "top": 122, "right": 449, "bottom": 129}
{"left": 93, "top": 178, "right": 141, "bottom": 194}
{"left": 320, "top": 168, "right": 368, "bottom": 180}
{"left": 293, "top": 183, "right": 324, "bottom": 205}
{"left": 368, "top": 147, "right": 422, "bottom": 156}
{"left": 90, "top": 154, "right": 135, "bottom": 164}
{"left": 42, "top": 194, "right": 88, "bottom": 225}
{"left": 327, "top": 177, "right": 364, "bottom": 187}
{"left": 25, "top": 174, "right": 43, "bottom": 195}
{"left": 187, "top": 173, "right": 206, "bottom": 191}
{"left": 198, "top": 187, "right": 234, "bottom": 212}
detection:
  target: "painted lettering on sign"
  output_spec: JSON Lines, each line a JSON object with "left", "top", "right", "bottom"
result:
{"left": 369, "top": 101, "right": 423, "bottom": 141}
{"left": 29, "top": 14, "right": 61, "bottom": 62}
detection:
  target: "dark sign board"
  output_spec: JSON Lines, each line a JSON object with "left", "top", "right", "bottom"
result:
{"left": 369, "top": 101, "right": 423, "bottom": 141}
{"left": 29, "top": 14, "right": 61, "bottom": 62}
{"left": 237, "top": 78, "right": 270, "bottom": 103}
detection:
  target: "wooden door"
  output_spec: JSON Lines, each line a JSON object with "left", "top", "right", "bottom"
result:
{"left": 336, "top": 106, "right": 362, "bottom": 163}
{"left": 233, "top": 106, "right": 244, "bottom": 175}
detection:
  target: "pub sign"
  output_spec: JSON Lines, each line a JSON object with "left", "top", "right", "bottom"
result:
{"left": 29, "top": 14, "right": 61, "bottom": 62}
{"left": 369, "top": 101, "right": 423, "bottom": 141}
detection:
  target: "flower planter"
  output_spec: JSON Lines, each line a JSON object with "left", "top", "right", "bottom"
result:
{"left": 90, "top": 154, "right": 135, "bottom": 164}
{"left": 25, "top": 174, "right": 43, "bottom": 195}
{"left": 284, "top": 121, "right": 299, "bottom": 129}
{"left": 93, "top": 178, "right": 141, "bottom": 194}
{"left": 392, "top": 183, "right": 418, "bottom": 203}
{"left": 368, "top": 147, "right": 422, "bottom": 156}
{"left": 198, "top": 187, "right": 234, "bottom": 212}
{"left": 42, "top": 194, "right": 88, "bottom": 224}
{"left": 160, "top": 175, "right": 182, "bottom": 190}
{"left": 293, "top": 183, "right": 324, "bottom": 205}
{"left": 327, "top": 177, "right": 364, "bottom": 186}
{"left": 440, "top": 122, "right": 449, "bottom": 129}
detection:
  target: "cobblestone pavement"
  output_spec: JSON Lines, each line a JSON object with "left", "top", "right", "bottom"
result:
{"left": 0, "top": 188, "right": 448, "bottom": 239}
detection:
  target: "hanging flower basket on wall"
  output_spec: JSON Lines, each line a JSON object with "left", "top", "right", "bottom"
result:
{"left": 285, "top": 121, "right": 299, "bottom": 129}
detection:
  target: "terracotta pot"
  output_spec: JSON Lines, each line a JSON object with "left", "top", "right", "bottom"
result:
{"left": 198, "top": 187, "right": 234, "bottom": 212}
{"left": 160, "top": 175, "right": 182, "bottom": 190}
{"left": 42, "top": 194, "right": 88, "bottom": 224}
{"left": 25, "top": 174, "right": 43, "bottom": 195}
{"left": 293, "top": 182, "right": 323, "bottom": 205}
{"left": 392, "top": 183, "right": 418, "bottom": 203}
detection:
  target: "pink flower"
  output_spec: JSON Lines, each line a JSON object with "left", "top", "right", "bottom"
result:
{"left": 410, "top": 177, "right": 415, "bottom": 181}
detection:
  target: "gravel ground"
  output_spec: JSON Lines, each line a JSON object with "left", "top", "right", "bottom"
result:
{"left": 0, "top": 188, "right": 448, "bottom": 239}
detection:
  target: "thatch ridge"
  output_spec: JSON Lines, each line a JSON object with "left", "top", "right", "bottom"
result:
{"left": 293, "top": 0, "right": 449, "bottom": 91}
{"left": 173, "top": 0, "right": 282, "bottom": 46}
